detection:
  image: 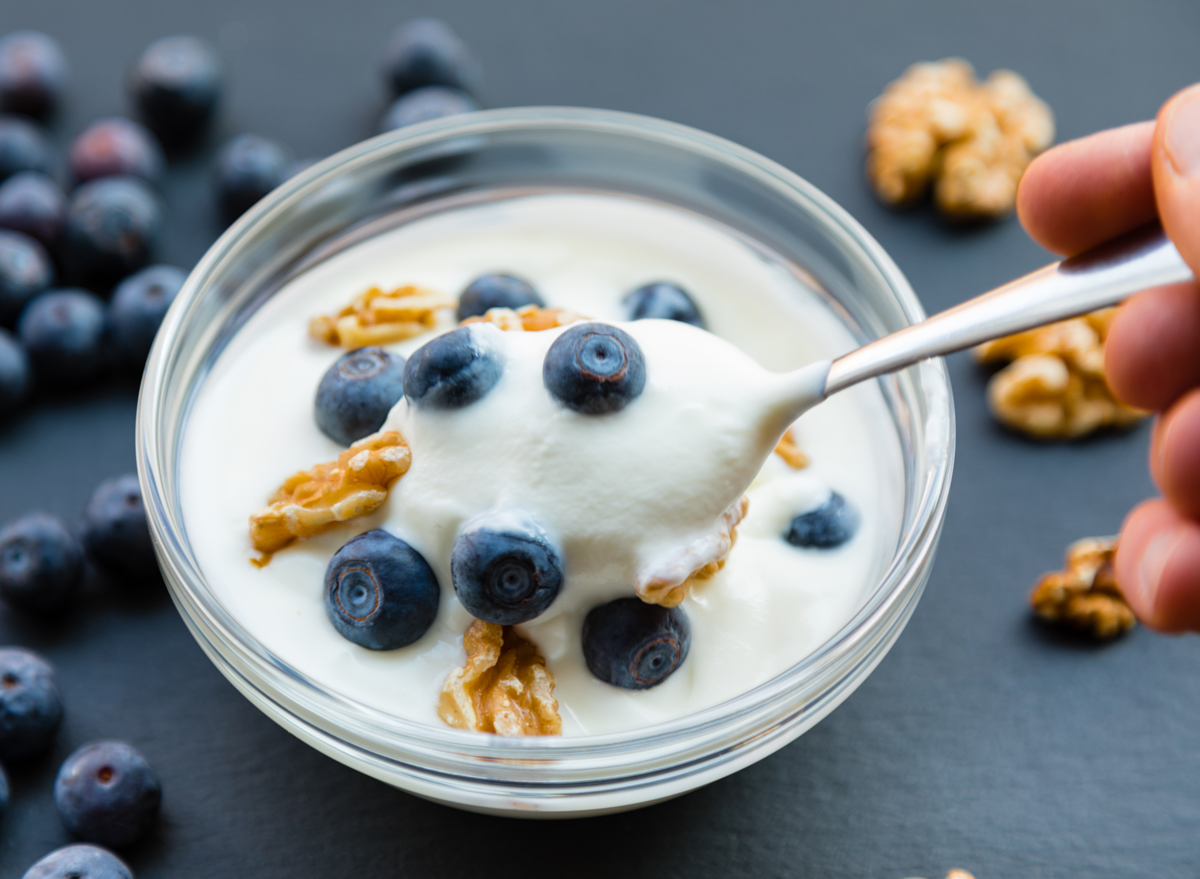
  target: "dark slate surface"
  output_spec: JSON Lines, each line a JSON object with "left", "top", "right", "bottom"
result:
{"left": 1, "top": 1, "right": 1198, "bottom": 876}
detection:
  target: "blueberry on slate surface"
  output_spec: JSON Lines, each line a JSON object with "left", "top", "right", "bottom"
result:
{"left": 315, "top": 346, "right": 406, "bottom": 446}
{"left": 63, "top": 177, "right": 163, "bottom": 287}
{"left": 784, "top": 491, "right": 859, "bottom": 549}
{"left": 214, "top": 133, "right": 291, "bottom": 223}
{"left": 0, "top": 761, "right": 8, "bottom": 816}
{"left": 624, "top": 281, "right": 705, "bottom": 328}
{"left": 18, "top": 289, "right": 107, "bottom": 387}
{"left": 582, "top": 597, "right": 691, "bottom": 690}
{"left": 324, "top": 529, "right": 439, "bottom": 650}
{"left": 382, "top": 18, "right": 482, "bottom": 97}
{"left": 0, "top": 32, "right": 67, "bottom": 119}
{"left": 0, "top": 647, "right": 64, "bottom": 760}
{"left": 80, "top": 474, "right": 156, "bottom": 578}
{"left": 543, "top": 322, "right": 646, "bottom": 414}
{"left": 108, "top": 264, "right": 185, "bottom": 366}
{"left": 0, "top": 327, "right": 30, "bottom": 412}
{"left": 68, "top": 118, "right": 163, "bottom": 188}
{"left": 22, "top": 844, "right": 133, "bottom": 879}
{"left": 455, "top": 272, "right": 543, "bottom": 321}
{"left": 379, "top": 85, "right": 479, "bottom": 134}
{"left": 55, "top": 741, "right": 161, "bottom": 849}
{"left": 451, "top": 512, "right": 563, "bottom": 625}
{"left": 0, "top": 115, "right": 51, "bottom": 182}
{"left": 0, "top": 513, "right": 83, "bottom": 614}
{"left": 0, "top": 171, "right": 65, "bottom": 249}
{"left": 403, "top": 325, "right": 502, "bottom": 409}
{"left": 0, "top": 228, "right": 53, "bottom": 326}
{"left": 129, "top": 36, "right": 220, "bottom": 147}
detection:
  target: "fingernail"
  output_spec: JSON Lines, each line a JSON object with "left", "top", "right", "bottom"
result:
{"left": 1165, "top": 86, "right": 1200, "bottom": 177}
{"left": 1136, "top": 528, "right": 1180, "bottom": 610}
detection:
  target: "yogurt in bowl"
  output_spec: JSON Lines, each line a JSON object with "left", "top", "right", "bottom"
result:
{"left": 139, "top": 108, "right": 952, "bottom": 814}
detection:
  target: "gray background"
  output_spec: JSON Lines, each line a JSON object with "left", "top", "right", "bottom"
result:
{"left": 1, "top": 0, "right": 1198, "bottom": 876}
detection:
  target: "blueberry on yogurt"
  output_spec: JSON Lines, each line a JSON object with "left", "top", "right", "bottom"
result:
{"left": 582, "top": 597, "right": 690, "bottom": 690}
{"left": 402, "top": 324, "right": 502, "bottom": 409}
{"left": 543, "top": 322, "right": 645, "bottom": 414}
{"left": 54, "top": 740, "right": 161, "bottom": 848}
{"left": 623, "top": 281, "right": 704, "bottom": 328}
{"left": 0, "top": 647, "right": 63, "bottom": 760}
{"left": 784, "top": 491, "right": 859, "bottom": 549}
{"left": 455, "top": 272, "right": 543, "bottom": 321}
{"left": 451, "top": 512, "right": 563, "bottom": 625}
{"left": 21, "top": 844, "right": 133, "bottom": 879}
{"left": 314, "top": 346, "right": 406, "bottom": 446}
{"left": 324, "top": 529, "right": 440, "bottom": 650}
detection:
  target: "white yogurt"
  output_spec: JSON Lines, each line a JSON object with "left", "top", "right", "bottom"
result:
{"left": 180, "top": 193, "right": 905, "bottom": 736}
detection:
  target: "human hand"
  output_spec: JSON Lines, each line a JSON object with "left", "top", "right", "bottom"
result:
{"left": 1017, "top": 84, "right": 1200, "bottom": 633}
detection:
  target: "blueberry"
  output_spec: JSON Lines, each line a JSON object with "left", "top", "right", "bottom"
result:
{"left": 451, "top": 512, "right": 563, "bottom": 625}
{"left": 18, "top": 289, "right": 107, "bottom": 387}
{"left": 624, "top": 281, "right": 705, "bottom": 328}
{"left": 0, "top": 647, "right": 64, "bottom": 760}
{"left": 108, "top": 264, "right": 185, "bottom": 367}
{"left": 379, "top": 86, "right": 480, "bottom": 135}
{"left": 68, "top": 118, "right": 163, "bottom": 188}
{"left": 784, "top": 491, "right": 859, "bottom": 549}
{"left": 0, "top": 513, "right": 83, "bottom": 614}
{"left": 0, "top": 32, "right": 67, "bottom": 119}
{"left": 63, "top": 177, "right": 164, "bottom": 287}
{"left": 129, "top": 36, "right": 220, "bottom": 147}
{"left": 0, "top": 172, "right": 65, "bottom": 249}
{"left": 0, "top": 229, "right": 53, "bottom": 326}
{"left": 315, "top": 347, "right": 406, "bottom": 446}
{"left": 0, "top": 115, "right": 51, "bottom": 182}
{"left": 582, "top": 597, "right": 691, "bottom": 690}
{"left": 214, "top": 134, "right": 292, "bottom": 223}
{"left": 0, "top": 327, "right": 30, "bottom": 413}
{"left": 54, "top": 741, "right": 161, "bottom": 849}
{"left": 455, "top": 272, "right": 543, "bottom": 321}
{"left": 324, "top": 529, "right": 439, "bottom": 650}
{"left": 80, "top": 475, "right": 156, "bottom": 578}
{"left": 543, "top": 322, "right": 646, "bottom": 414}
{"left": 0, "top": 761, "right": 8, "bottom": 816}
{"left": 382, "top": 18, "right": 482, "bottom": 97}
{"left": 22, "top": 844, "right": 133, "bottom": 879}
{"left": 403, "top": 325, "right": 502, "bottom": 410}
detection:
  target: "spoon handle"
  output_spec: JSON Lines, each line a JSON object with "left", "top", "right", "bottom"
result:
{"left": 822, "top": 223, "right": 1194, "bottom": 397}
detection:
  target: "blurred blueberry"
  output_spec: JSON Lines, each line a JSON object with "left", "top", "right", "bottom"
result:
{"left": 0, "top": 32, "right": 67, "bottom": 119}
{"left": 0, "top": 171, "right": 65, "bottom": 249}
{"left": 0, "top": 327, "right": 30, "bottom": 413}
{"left": 382, "top": 18, "right": 482, "bottom": 97}
{"left": 108, "top": 264, "right": 184, "bottom": 367}
{"left": 68, "top": 118, "right": 163, "bottom": 187}
{"left": 784, "top": 491, "right": 858, "bottom": 549}
{"left": 0, "top": 228, "right": 53, "bottom": 326}
{"left": 0, "top": 647, "right": 63, "bottom": 759}
{"left": 0, "top": 761, "right": 8, "bottom": 817}
{"left": 81, "top": 474, "right": 156, "bottom": 578}
{"left": 21, "top": 844, "right": 133, "bottom": 879}
{"left": 18, "top": 289, "right": 107, "bottom": 387}
{"left": 0, "top": 513, "right": 83, "bottom": 614}
{"left": 624, "top": 281, "right": 705, "bottom": 328}
{"left": 129, "top": 36, "right": 220, "bottom": 148}
{"left": 63, "top": 177, "right": 163, "bottom": 287}
{"left": 55, "top": 741, "right": 161, "bottom": 849}
{"left": 214, "top": 134, "right": 291, "bottom": 224}
{"left": 456, "top": 272, "right": 542, "bottom": 321}
{"left": 379, "top": 86, "right": 479, "bottom": 134}
{"left": 0, "top": 115, "right": 51, "bottom": 182}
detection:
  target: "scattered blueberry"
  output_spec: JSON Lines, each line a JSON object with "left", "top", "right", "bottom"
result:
{"left": 0, "top": 115, "right": 51, "bottom": 182}
{"left": 18, "top": 289, "right": 107, "bottom": 387}
{"left": 315, "top": 347, "right": 406, "bottom": 446}
{"left": 0, "top": 761, "right": 8, "bottom": 817}
{"left": 324, "top": 529, "right": 440, "bottom": 650}
{"left": 0, "top": 228, "right": 53, "bottom": 326}
{"left": 68, "top": 118, "right": 163, "bottom": 188}
{"left": 379, "top": 85, "right": 479, "bottom": 134}
{"left": 382, "top": 18, "right": 482, "bottom": 97}
{"left": 543, "top": 322, "right": 646, "bottom": 414}
{"left": 0, "top": 327, "right": 30, "bottom": 412}
{"left": 108, "top": 264, "right": 185, "bottom": 366}
{"left": 403, "top": 325, "right": 502, "bottom": 409}
{"left": 80, "top": 474, "right": 156, "bottom": 578}
{"left": 129, "top": 36, "right": 221, "bottom": 147}
{"left": 0, "top": 32, "right": 67, "bottom": 119}
{"left": 54, "top": 740, "right": 161, "bottom": 849}
{"left": 624, "top": 281, "right": 705, "bottom": 328}
{"left": 63, "top": 177, "right": 164, "bottom": 287}
{"left": 784, "top": 491, "right": 859, "bottom": 549}
{"left": 214, "top": 134, "right": 291, "bottom": 223}
{"left": 0, "top": 171, "right": 65, "bottom": 249}
{"left": 582, "top": 597, "right": 691, "bottom": 690}
{"left": 0, "top": 513, "right": 83, "bottom": 614}
{"left": 0, "top": 647, "right": 64, "bottom": 760}
{"left": 22, "top": 844, "right": 133, "bottom": 879}
{"left": 455, "top": 272, "right": 543, "bottom": 321}
{"left": 451, "top": 512, "right": 563, "bottom": 625}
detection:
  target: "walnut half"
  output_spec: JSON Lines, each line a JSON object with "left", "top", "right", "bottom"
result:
{"left": 1030, "top": 536, "right": 1136, "bottom": 639}
{"left": 460, "top": 303, "right": 587, "bottom": 332}
{"left": 310, "top": 285, "right": 455, "bottom": 349}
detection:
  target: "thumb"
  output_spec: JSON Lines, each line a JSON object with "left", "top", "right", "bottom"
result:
{"left": 1154, "top": 83, "right": 1200, "bottom": 273}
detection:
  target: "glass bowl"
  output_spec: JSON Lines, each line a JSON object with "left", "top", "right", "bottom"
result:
{"left": 137, "top": 107, "right": 954, "bottom": 817}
